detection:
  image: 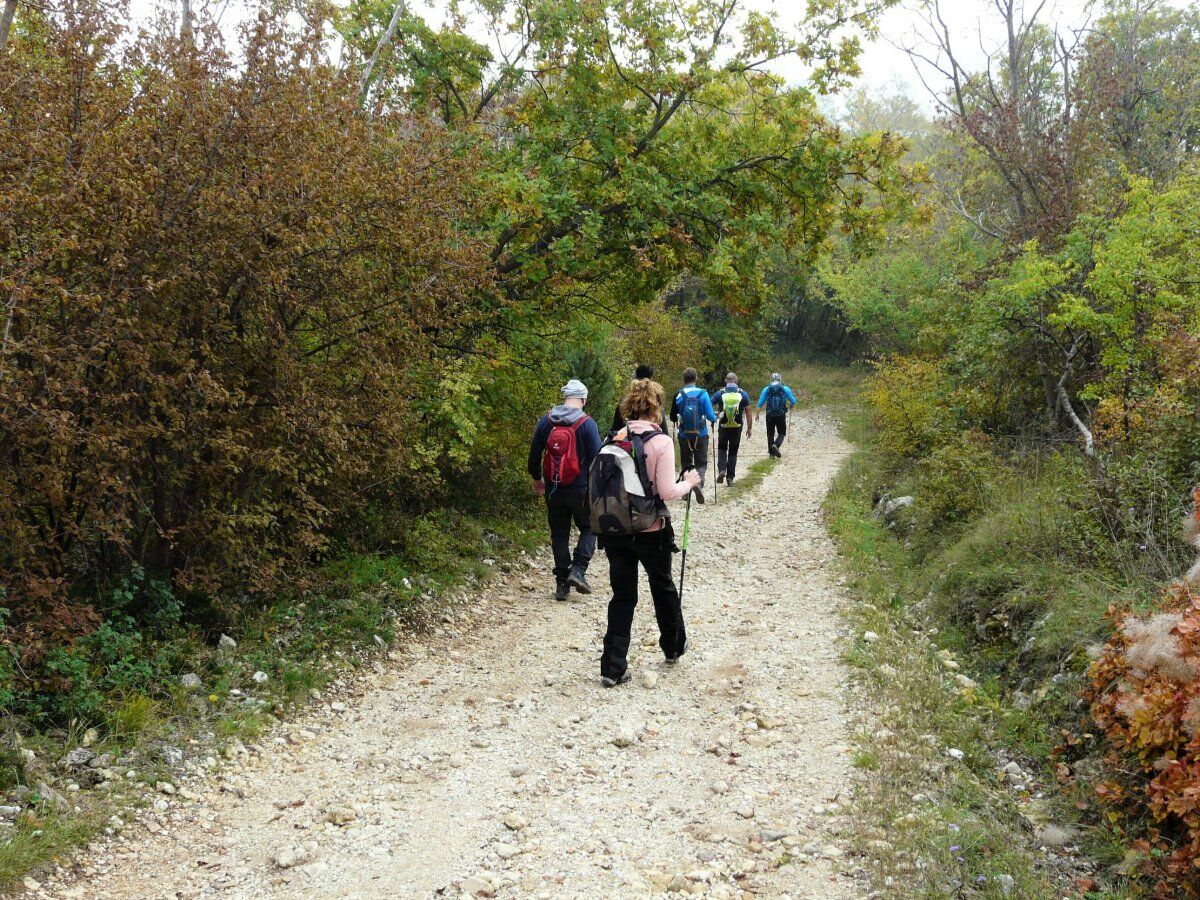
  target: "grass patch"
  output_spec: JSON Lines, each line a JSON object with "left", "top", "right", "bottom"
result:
{"left": 828, "top": 446, "right": 1084, "bottom": 897}
{"left": 0, "top": 807, "right": 108, "bottom": 891}
{"left": 721, "top": 455, "right": 779, "bottom": 500}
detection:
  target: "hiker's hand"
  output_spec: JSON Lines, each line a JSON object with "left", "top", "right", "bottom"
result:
{"left": 532, "top": 479, "right": 545, "bottom": 496}
{"left": 683, "top": 469, "right": 701, "bottom": 488}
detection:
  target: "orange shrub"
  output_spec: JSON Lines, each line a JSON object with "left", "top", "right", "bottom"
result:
{"left": 1088, "top": 496, "right": 1200, "bottom": 895}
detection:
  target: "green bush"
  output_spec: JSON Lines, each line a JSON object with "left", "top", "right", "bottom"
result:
{"left": 37, "top": 648, "right": 102, "bottom": 723}
{"left": 912, "top": 432, "right": 995, "bottom": 531}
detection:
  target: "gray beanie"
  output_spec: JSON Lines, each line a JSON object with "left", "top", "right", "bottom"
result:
{"left": 561, "top": 379, "right": 589, "bottom": 400}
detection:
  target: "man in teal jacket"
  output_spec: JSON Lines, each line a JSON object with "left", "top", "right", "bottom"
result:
{"left": 757, "top": 372, "right": 797, "bottom": 457}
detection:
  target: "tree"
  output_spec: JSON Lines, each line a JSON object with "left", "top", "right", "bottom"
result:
{"left": 1074, "top": 0, "right": 1200, "bottom": 198}
{"left": 340, "top": 0, "right": 918, "bottom": 318}
{"left": 0, "top": 2, "right": 496, "bottom": 649}
{"left": 903, "top": 0, "right": 1083, "bottom": 243}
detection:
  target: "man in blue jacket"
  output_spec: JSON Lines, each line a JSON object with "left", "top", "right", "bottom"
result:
{"left": 710, "top": 373, "right": 753, "bottom": 485}
{"left": 529, "top": 379, "right": 602, "bottom": 600}
{"left": 757, "top": 372, "right": 798, "bottom": 458}
{"left": 670, "top": 367, "right": 717, "bottom": 503}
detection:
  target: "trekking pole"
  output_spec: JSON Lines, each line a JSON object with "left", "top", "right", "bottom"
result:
{"left": 705, "top": 429, "right": 715, "bottom": 508}
{"left": 678, "top": 489, "right": 693, "bottom": 603}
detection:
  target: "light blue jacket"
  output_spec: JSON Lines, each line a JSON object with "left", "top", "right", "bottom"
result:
{"left": 757, "top": 383, "right": 797, "bottom": 413}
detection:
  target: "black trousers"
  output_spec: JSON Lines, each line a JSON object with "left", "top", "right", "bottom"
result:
{"left": 678, "top": 434, "right": 709, "bottom": 485}
{"left": 716, "top": 428, "right": 743, "bottom": 480}
{"left": 766, "top": 414, "right": 787, "bottom": 448}
{"left": 546, "top": 490, "right": 595, "bottom": 583}
{"left": 600, "top": 529, "right": 686, "bottom": 679}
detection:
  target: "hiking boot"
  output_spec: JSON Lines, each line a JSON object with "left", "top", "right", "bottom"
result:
{"left": 554, "top": 580, "right": 570, "bottom": 601}
{"left": 601, "top": 671, "right": 632, "bottom": 688}
{"left": 692, "top": 484, "right": 705, "bottom": 505}
{"left": 567, "top": 569, "right": 593, "bottom": 594}
{"left": 665, "top": 641, "right": 688, "bottom": 665}
{"left": 726, "top": 475, "right": 735, "bottom": 486}
{"left": 716, "top": 471, "right": 725, "bottom": 484}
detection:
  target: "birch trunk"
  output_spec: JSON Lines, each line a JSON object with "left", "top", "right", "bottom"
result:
{"left": 1, "top": 0, "right": 18, "bottom": 52}
{"left": 358, "top": 1, "right": 406, "bottom": 109}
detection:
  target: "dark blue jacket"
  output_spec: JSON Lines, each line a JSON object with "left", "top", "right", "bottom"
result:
{"left": 528, "top": 405, "right": 602, "bottom": 494}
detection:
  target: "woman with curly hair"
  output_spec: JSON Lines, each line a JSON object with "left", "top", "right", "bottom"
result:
{"left": 599, "top": 379, "right": 700, "bottom": 687}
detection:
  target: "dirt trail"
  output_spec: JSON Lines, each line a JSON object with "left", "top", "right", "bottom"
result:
{"left": 46, "top": 411, "right": 858, "bottom": 900}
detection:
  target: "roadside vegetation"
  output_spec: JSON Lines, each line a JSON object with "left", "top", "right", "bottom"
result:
{"left": 3, "top": 0, "right": 1199, "bottom": 892}
{"left": 0, "top": 0, "right": 915, "bottom": 888}
{"left": 808, "top": 0, "right": 1200, "bottom": 893}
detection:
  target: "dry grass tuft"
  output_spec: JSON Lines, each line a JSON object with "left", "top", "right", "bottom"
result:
{"left": 1121, "top": 612, "right": 1194, "bottom": 682}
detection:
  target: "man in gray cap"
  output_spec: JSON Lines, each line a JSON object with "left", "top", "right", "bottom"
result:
{"left": 528, "top": 379, "right": 602, "bottom": 600}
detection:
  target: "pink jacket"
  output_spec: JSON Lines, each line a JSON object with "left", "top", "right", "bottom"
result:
{"left": 624, "top": 419, "right": 691, "bottom": 530}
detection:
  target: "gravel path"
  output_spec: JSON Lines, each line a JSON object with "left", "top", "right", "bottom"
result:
{"left": 46, "top": 411, "right": 858, "bottom": 899}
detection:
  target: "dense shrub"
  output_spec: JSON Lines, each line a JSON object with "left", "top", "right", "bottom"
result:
{"left": 865, "top": 357, "right": 961, "bottom": 464}
{"left": 0, "top": 7, "right": 494, "bottom": 660}
{"left": 911, "top": 432, "right": 994, "bottom": 530}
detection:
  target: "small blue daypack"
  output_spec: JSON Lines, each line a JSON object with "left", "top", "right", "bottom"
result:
{"left": 676, "top": 389, "right": 704, "bottom": 436}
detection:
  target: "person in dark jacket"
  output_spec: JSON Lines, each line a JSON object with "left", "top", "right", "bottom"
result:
{"left": 529, "top": 379, "right": 602, "bottom": 600}
{"left": 710, "top": 373, "right": 753, "bottom": 485}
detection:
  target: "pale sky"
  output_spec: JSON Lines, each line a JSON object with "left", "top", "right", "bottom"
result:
{"left": 124, "top": 0, "right": 1137, "bottom": 108}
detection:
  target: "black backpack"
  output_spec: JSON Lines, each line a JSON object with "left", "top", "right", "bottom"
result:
{"left": 765, "top": 383, "right": 787, "bottom": 415}
{"left": 588, "top": 428, "right": 669, "bottom": 535}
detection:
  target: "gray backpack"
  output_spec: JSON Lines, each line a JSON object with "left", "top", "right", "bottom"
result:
{"left": 588, "top": 428, "right": 669, "bottom": 535}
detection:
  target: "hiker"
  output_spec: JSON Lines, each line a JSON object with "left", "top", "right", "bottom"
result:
{"left": 528, "top": 379, "right": 602, "bottom": 601}
{"left": 710, "top": 372, "right": 752, "bottom": 485}
{"left": 757, "top": 372, "right": 797, "bottom": 458}
{"left": 611, "top": 364, "right": 668, "bottom": 434}
{"left": 670, "top": 367, "right": 717, "bottom": 504}
{"left": 591, "top": 378, "right": 700, "bottom": 686}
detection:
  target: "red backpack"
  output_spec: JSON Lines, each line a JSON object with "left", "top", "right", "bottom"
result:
{"left": 543, "top": 415, "right": 589, "bottom": 486}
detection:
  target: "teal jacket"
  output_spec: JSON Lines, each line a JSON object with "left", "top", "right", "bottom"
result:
{"left": 757, "top": 383, "right": 797, "bottom": 414}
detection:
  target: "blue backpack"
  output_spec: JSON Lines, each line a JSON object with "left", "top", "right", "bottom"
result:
{"left": 765, "top": 383, "right": 787, "bottom": 415}
{"left": 676, "top": 389, "right": 704, "bottom": 436}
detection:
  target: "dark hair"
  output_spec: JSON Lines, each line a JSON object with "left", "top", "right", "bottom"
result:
{"left": 682, "top": 367, "right": 697, "bottom": 384}
{"left": 634, "top": 364, "right": 654, "bottom": 380}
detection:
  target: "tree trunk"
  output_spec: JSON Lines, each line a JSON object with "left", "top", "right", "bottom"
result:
{"left": 1056, "top": 379, "right": 1095, "bottom": 457}
{"left": 180, "top": 0, "right": 192, "bottom": 45}
{"left": 1, "top": 0, "right": 18, "bottom": 52}
{"left": 358, "top": 1, "right": 407, "bottom": 109}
